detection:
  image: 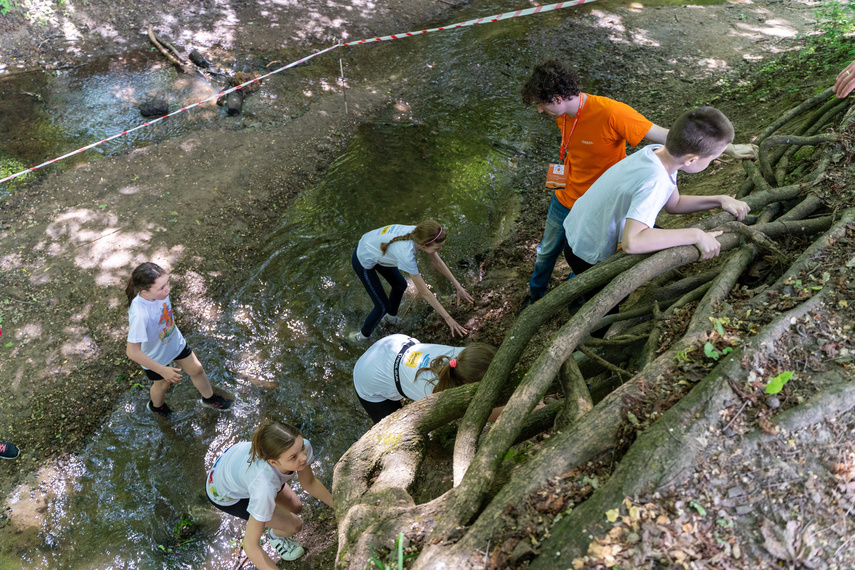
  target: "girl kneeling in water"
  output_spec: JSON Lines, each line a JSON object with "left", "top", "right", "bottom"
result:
{"left": 206, "top": 420, "right": 333, "bottom": 567}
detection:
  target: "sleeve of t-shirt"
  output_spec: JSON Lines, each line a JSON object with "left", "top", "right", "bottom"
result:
{"left": 608, "top": 101, "right": 654, "bottom": 148}
{"left": 246, "top": 472, "right": 281, "bottom": 522}
{"left": 127, "top": 304, "right": 149, "bottom": 343}
{"left": 625, "top": 180, "right": 674, "bottom": 230}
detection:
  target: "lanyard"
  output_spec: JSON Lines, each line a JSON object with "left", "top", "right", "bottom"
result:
{"left": 559, "top": 93, "right": 587, "bottom": 162}
{"left": 393, "top": 339, "right": 417, "bottom": 399}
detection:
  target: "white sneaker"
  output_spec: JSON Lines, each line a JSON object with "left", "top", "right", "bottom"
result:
{"left": 381, "top": 314, "right": 401, "bottom": 325}
{"left": 266, "top": 529, "right": 305, "bottom": 561}
{"left": 348, "top": 330, "right": 369, "bottom": 343}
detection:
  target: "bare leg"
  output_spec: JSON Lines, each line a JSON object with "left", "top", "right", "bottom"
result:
{"left": 150, "top": 380, "right": 171, "bottom": 407}
{"left": 267, "top": 485, "right": 304, "bottom": 537}
{"left": 175, "top": 351, "right": 214, "bottom": 399}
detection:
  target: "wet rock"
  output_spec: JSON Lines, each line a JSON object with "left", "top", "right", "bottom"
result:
{"left": 227, "top": 91, "right": 244, "bottom": 116}
{"left": 188, "top": 50, "right": 210, "bottom": 68}
{"left": 139, "top": 100, "right": 168, "bottom": 117}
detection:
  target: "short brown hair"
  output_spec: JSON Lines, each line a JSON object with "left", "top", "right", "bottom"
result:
{"left": 521, "top": 60, "right": 581, "bottom": 106}
{"left": 665, "top": 107, "right": 734, "bottom": 158}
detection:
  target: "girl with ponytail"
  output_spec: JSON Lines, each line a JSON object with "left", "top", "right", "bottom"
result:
{"left": 125, "top": 262, "right": 232, "bottom": 418}
{"left": 353, "top": 333, "right": 501, "bottom": 424}
{"left": 350, "top": 220, "right": 474, "bottom": 342}
{"left": 205, "top": 419, "right": 333, "bottom": 567}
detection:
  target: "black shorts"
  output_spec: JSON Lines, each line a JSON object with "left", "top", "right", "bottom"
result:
{"left": 206, "top": 483, "right": 286, "bottom": 521}
{"left": 143, "top": 344, "right": 193, "bottom": 381}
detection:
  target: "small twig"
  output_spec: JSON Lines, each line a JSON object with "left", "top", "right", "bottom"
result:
{"left": 577, "top": 345, "right": 632, "bottom": 381}
{"left": 718, "top": 221, "right": 789, "bottom": 265}
{"left": 722, "top": 399, "right": 751, "bottom": 432}
{"left": 19, "top": 91, "right": 43, "bottom": 101}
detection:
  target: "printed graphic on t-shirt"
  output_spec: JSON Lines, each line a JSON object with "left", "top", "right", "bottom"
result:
{"left": 405, "top": 351, "right": 423, "bottom": 368}
{"left": 158, "top": 302, "right": 178, "bottom": 344}
{"left": 380, "top": 225, "right": 392, "bottom": 235}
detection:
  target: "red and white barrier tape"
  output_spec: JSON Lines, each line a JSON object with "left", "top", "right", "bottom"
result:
{"left": 0, "top": 0, "right": 594, "bottom": 185}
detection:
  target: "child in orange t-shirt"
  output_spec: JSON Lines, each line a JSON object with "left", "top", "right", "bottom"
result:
{"left": 520, "top": 60, "right": 756, "bottom": 304}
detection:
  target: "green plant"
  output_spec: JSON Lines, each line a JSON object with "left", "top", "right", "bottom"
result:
{"left": 0, "top": 0, "right": 14, "bottom": 15}
{"left": 703, "top": 342, "right": 732, "bottom": 361}
{"left": 765, "top": 371, "right": 794, "bottom": 394}
{"left": 366, "top": 533, "right": 418, "bottom": 569}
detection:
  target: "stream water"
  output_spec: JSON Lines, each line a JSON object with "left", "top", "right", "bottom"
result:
{"left": 0, "top": 0, "right": 726, "bottom": 567}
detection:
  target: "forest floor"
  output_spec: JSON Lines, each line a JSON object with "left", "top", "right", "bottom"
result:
{"left": 1, "top": 0, "right": 853, "bottom": 567}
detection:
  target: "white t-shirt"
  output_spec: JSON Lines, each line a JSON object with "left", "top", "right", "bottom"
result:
{"left": 564, "top": 145, "right": 677, "bottom": 264}
{"left": 355, "top": 224, "right": 420, "bottom": 274}
{"left": 205, "top": 439, "right": 315, "bottom": 522}
{"left": 127, "top": 295, "right": 186, "bottom": 368}
{"left": 353, "top": 334, "right": 465, "bottom": 402}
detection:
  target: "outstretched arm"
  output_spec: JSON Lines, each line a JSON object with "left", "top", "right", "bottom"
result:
{"left": 662, "top": 190, "right": 749, "bottom": 220}
{"left": 427, "top": 251, "right": 474, "bottom": 305}
{"left": 643, "top": 124, "right": 757, "bottom": 159}
{"left": 244, "top": 517, "right": 279, "bottom": 570}
{"left": 622, "top": 218, "right": 724, "bottom": 261}
{"left": 410, "top": 274, "right": 468, "bottom": 337}
{"left": 297, "top": 465, "right": 333, "bottom": 508}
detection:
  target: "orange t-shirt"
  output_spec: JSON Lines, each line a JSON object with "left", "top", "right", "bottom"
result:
{"left": 555, "top": 94, "right": 653, "bottom": 209}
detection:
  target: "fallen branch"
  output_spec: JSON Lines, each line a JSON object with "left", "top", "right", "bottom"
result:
{"left": 148, "top": 25, "right": 185, "bottom": 72}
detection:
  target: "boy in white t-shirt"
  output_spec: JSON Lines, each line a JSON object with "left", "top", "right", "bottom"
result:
{"left": 562, "top": 106, "right": 750, "bottom": 274}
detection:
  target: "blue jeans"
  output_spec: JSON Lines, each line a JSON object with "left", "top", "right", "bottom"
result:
{"left": 529, "top": 194, "right": 575, "bottom": 300}
{"left": 352, "top": 249, "right": 407, "bottom": 337}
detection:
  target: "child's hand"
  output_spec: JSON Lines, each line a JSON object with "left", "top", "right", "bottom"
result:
{"left": 456, "top": 286, "right": 474, "bottom": 305}
{"left": 834, "top": 60, "right": 855, "bottom": 98}
{"left": 724, "top": 144, "right": 759, "bottom": 160}
{"left": 160, "top": 366, "right": 183, "bottom": 383}
{"left": 720, "top": 196, "right": 750, "bottom": 221}
{"left": 445, "top": 316, "right": 469, "bottom": 337}
{"left": 695, "top": 230, "right": 723, "bottom": 260}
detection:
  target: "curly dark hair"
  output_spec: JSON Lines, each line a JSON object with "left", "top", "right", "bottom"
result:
{"left": 521, "top": 59, "right": 581, "bottom": 106}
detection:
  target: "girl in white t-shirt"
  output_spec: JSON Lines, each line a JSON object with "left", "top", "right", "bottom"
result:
{"left": 206, "top": 420, "right": 333, "bottom": 567}
{"left": 125, "top": 262, "right": 232, "bottom": 418}
{"left": 353, "top": 333, "right": 499, "bottom": 423}
{"left": 350, "top": 220, "right": 474, "bottom": 342}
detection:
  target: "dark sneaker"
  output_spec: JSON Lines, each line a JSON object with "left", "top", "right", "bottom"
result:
{"left": 520, "top": 294, "right": 538, "bottom": 312}
{"left": 200, "top": 394, "right": 233, "bottom": 411}
{"left": 0, "top": 442, "right": 20, "bottom": 460}
{"left": 147, "top": 400, "right": 173, "bottom": 419}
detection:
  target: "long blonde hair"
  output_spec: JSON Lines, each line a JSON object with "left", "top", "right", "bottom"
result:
{"left": 249, "top": 419, "right": 302, "bottom": 462}
{"left": 380, "top": 220, "right": 446, "bottom": 255}
{"left": 416, "top": 343, "right": 496, "bottom": 393}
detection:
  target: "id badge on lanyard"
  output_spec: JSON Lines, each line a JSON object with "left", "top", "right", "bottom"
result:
{"left": 546, "top": 94, "right": 586, "bottom": 189}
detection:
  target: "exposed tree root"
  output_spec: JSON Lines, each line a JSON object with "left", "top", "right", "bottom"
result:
{"left": 332, "top": 93, "right": 853, "bottom": 570}
{"left": 532, "top": 292, "right": 828, "bottom": 565}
